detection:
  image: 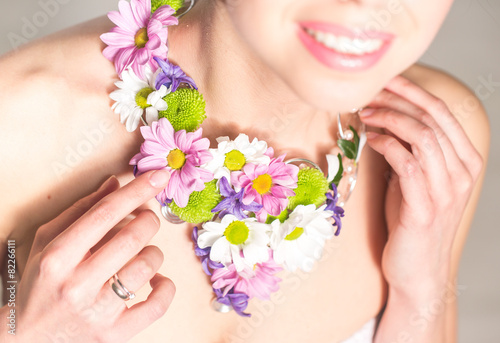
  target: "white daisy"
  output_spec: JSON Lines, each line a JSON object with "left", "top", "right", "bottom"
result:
{"left": 110, "top": 67, "right": 169, "bottom": 132}
{"left": 197, "top": 214, "right": 274, "bottom": 272}
{"left": 202, "top": 134, "right": 271, "bottom": 185}
{"left": 271, "top": 204, "right": 334, "bottom": 272}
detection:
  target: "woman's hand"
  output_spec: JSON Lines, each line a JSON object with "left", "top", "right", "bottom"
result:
{"left": 359, "top": 76, "right": 483, "bottom": 292}
{"left": 2, "top": 170, "right": 174, "bottom": 342}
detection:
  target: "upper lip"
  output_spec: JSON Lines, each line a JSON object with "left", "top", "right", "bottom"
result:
{"left": 298, "top": 21, "right": 395, "bottom": 41}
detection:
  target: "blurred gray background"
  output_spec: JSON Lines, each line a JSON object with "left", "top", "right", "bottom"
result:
{"left": 0, "top": 0, "right": 498, "bottom": 341}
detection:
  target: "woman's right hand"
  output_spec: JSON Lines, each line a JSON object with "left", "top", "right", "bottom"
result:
{"left": 2, "top": 170, "right": 175, "bottom": 342}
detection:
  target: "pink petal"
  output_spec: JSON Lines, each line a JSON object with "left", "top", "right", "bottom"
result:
{"left": 174, "top": 130, "right": 188, "bottom": 151}
{"left": 197, "top": 167, "right": 214, "bottom": 182}
{"left": 146, "top": 34, "right": 161, "bottom": 50}
{"left": 135, "top": 48, "right": 150, "bottom": 65}
{"left": 156, "top": 119, "right": 176, "bottom": 148}
{"left": 102, "top": 45, "right": 120, "bottom": 62}
{"left": 137, "top": 154, "right": 168, "bottom": 172}
{"left": 191, "top": 137, "right": 210, "bottom": 151}
{"left": 262, "top": 194, "right": 281, "bottom": 216}
{"left": 264, "top": 147, "right": 274, "bottom": 158}
{"left": 107, "top": 10, "right": 139, "bottom": 33}
{"left": 155, "top": 188, "right": 169, "bottom": 205}
{"left": 130, "top": 0, "right": 149, "bottom": 28}
{"left": 147, "top": 18, "right": 163, "bottom": 36}
{"left": 152, "top": 5, "right": 178, "bottom": 25}
{"left": 129, "top": 152, "right": 144, "bottom": 166}
{"left": 242, "top": 163, "right": 258, "bottom": 180}
{"left": 118, "top": 0, "right": 139, "bottom": 27}
{"left": 242, "top": 188, "right": 258, "bottom": 205}
{"left": 100, "top": 31, "right": 135, "bottom": 46}
{"left": 254, "top": 163, "right": 269, "bottom": 176}
{"left": 166, "top": 171, "right": 181, "bottom": 199}
{"left": 141, "top": 140, "right": 169, "bottom": 156}
{"left": 114, "top": 47, "right": 136, "bottom": 75}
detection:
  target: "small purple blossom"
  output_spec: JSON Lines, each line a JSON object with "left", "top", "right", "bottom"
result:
{"left": 154, "top": 57, "right": 197, "bottom": 92}
{"left": 192, "top": 227, "right": 224, "bottom": 275}
{"left": 325, "top": 184, "right": 345, "bottom": 236}
{"left": 212, "top": 177, "right": 263, "bottom": 220}
{"left": 213, "top": 287, "right": 250, "bottom": 317}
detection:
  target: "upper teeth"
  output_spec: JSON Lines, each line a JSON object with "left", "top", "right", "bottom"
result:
{"left": 306, "top": 28, "right": 383, "bottom": 55}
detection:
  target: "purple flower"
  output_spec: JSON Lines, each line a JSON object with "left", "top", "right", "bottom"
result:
{"left": 325, "top": 184, "right": 345, "bottom": 236}
{"left": 154, "top": 57, "right": 197, "bottom": 92}
{"left": 211, "top": 177, "right": 263, "bottom": 220}
{"left": 192, "top": 227, "right": 223, "bottom": 275}
{"left": 213, "top": 287, "right": 250, "bottom": 317}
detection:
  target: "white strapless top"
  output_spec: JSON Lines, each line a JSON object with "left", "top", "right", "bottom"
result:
{"left": 339, "top": 318, "right": 377, "bottom": 343}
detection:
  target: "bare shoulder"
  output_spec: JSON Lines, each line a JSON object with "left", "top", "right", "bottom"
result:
{"left": 0, "top": 16, "right": 131, "bottom": 240}
{"left": 402, "top": 63, "right": 490, "bottom": 159}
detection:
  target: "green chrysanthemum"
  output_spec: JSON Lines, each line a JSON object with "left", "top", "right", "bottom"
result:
{"left": 287, "top": 167, "right": 329, "bottom": 210}
{"left": 151, "top": 0, "right": 184, "bottom": 13}
{"left": 159, "top": 88, "right": 206, "bottom": 132}
{"left": 169, "top": 180, "right": 221, "bottom": 223}
{"left": 265, "top": 209, "right": 289, "bottom": 224}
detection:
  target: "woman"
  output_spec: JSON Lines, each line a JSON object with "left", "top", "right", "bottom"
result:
{"left": 0, "top": 0, "right": 490, "bottom": 342}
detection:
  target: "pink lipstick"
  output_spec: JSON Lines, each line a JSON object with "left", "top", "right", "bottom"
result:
{"left": 297, "top": 21, "right": 395, "bottom": 72}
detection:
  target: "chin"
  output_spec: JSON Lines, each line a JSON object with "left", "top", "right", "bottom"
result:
{"left": 288, "top": 75, "right": 389, "bottom": 113}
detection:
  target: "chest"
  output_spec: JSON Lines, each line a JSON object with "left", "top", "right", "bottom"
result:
{"left": 10, "top": 112, "right": 389, "bottom": 342}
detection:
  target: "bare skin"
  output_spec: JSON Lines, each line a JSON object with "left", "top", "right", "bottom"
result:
{"left": 0, "top": 7, "right": 490, "bottom": 343}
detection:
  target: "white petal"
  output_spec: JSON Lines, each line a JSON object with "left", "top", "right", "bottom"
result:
{"left": 243, "top": 244, "right": 269, "bottom": 265}
{"left": 210, "top": 238, "right": 232, "bottom": 265}
{"left": 356, "top": 131, "right": 367, "bottom": 163}
{"left": 125, "top": 107, "right": 143, "bottom": 132}
{"left": 197, "top": 231, "right": 222, "bottom": 248}
{"left": 326, "top": 154, "right": 340, "bottom": 183}
{"left": 231, "top": 245, "right": 245, "bottom": 272}
{"left": 145, "top": 107, "right": 159, "bottom": 125}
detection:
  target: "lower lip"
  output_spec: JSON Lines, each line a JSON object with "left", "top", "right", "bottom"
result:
{"left": 297, "top": 26, "right": 393, "bottom": 72}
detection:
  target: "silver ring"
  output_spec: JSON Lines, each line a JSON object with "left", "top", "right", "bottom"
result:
{"left": 110, "top": 274, "right": 136, "bottom": 301}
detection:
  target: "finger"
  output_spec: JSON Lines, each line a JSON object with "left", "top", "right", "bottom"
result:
{"left": 366, "top": 132, "right": 434, "bottom": 223}
{"left": 367, "top": 89, "right": 470, "bottom": 178}
{"left": 384, "top": 76, "right": 479, "bottom": 171}
{"left": 77, "top": 211, "right": 161, "bottom": 294}
{"left": 360, "top": 109, "right": 450, "bottom": 197}
{"left": 49, "top": 169, "right": 170, "bottom": 270}
{"left": 113, "top": 274, "right": 175, "bottom": 339}
{"left": 31, "top": 176, "right": 120, "bottom": 256}
{"left": 95, "top": 245, "right": 164, "bottom": 314}
{"left": 369, "top": 88, "right": 424, "bottom": 116}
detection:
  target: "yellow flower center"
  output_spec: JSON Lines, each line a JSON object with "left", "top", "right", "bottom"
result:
{"left": 284, "top": 227, "right": 304, "bottom": 241}
{"left": 224, "top": 220, "right": 250, "bottom": 245}
{"left": 134, "top": 27, "right": 149, "bottom": 48}
{"left": 252, "top": 174, "right": 272, "bottom": 195}
{"left": 167, "top": 149, "right": 186, "bottom": 170}
{"left": 224, "top": 150, "right": 246, "bottom": 171}
{"left": 135, "top": 87, "right": 154, "bottom": 109}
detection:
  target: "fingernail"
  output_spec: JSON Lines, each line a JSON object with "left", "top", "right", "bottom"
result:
{"left": 359, "top": 108, "right": 375, "bottom": 117}
{"left": 149, "top": 170, "right": 170, "bottom": 187}
{"left": 98, "top": 175, "right": 118, "bottom": 191}
{"left": 366, "top": 132, "right": 380, "bottom": 140}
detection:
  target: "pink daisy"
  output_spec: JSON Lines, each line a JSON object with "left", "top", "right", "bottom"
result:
{"left": 211, "top": 251, "right": 282, "bottom": 300}
{"left": 130, "top": 118, "right": 214, "bottom": 207}
{"left": 231, "top": 155, "right": 299, "bottom": 219}
{"left": 100, "top": 0, "right": 178, "bottom": 79}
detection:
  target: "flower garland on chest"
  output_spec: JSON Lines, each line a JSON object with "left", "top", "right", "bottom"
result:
{"left": 101, "top": 0, "right": 365, "bottom": 316}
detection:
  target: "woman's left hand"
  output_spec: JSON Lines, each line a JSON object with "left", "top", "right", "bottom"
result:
{"left": 358, "top": 75, "right": 483, "bottom": 291}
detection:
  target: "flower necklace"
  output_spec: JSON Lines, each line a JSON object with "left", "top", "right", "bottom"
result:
{"left": 101, "top": 0, "right": 366, "bottom": 317}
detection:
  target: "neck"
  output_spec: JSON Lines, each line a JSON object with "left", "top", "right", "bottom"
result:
{"left": 167, "top": 0, "right": 339, "bottom": 160}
